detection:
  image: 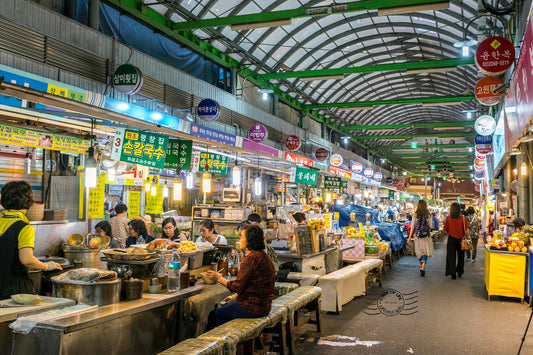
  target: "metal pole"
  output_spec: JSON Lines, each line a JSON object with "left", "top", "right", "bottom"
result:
{"left": 519, "top": 146, "right": 528, "bottom": 219}
{"left": 88, "top": 0, "right": 100, "bottom": 31}
{"left": 424, "top": 174, "right": 428, "bottom": 199}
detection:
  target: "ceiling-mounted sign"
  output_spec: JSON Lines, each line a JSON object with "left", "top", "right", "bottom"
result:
{"left": 475, "top": 158, "right": 486, "bottom": 167}
{"left": 290, "top": 166, "right": 318, "bottom": 185}
{"left": 248, "top": 124, "right": 268, "bottom": 142}
{"left": 285, "top": 135, "right": 301, "bottom": 151}
{"left": 374, "top": 171, "right": 383, "bottom": 181}
{"left": 475, "top": 36, "right": 515, "bottom": 75}
{"left": 324, "top": 176, "right": 342, "bottom": 190}
{"left": 474, "top": 115, "right": 496, "bottom": 136}
{"left": 315, "top": 148, "right": 329, "bottom": 161}
{"left": 385, "top": 177, "right": 393, "bottom": 184}
{"left": 364, "top": 168, "right": 374, "bottom": 178}
{"left": 197, "top": 99, "right": 220, "bottom": 122}
{"left": 113, "top": 64, "right": 143, "bottom": 95}
{"left": 475, "top": 170, "right": 485, "bottom": 179}
{"left": 330, "top": 154, "right": 343, "bottom": 166}
{"left": 475, "top": 76, "right": 505, "bottom": 106}
{"left": 164, "top": 139, "right": 192, "bottom": 171}
{"left": 111, "top": 128, "right": 168, "bottom": 169}
{"left": 284, "top": 151, "right": 314, "bottom": 167}
{"left": 351, "top": 162, "right": 363, "bottom": 173}
{"left": 476, "top": 154, "right": 486, "bottom": 160}
{"left": 475, "top": 134, "right": 493, "bottom": 154}
{"left": 198, "top": 152, "right": 228, "bottom": 175}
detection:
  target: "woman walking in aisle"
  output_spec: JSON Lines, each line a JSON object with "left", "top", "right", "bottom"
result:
{"left": 444, "top": 202, "right": 470, "bottom": 279}
{"left": 408, "top": 200, "right": 434, "bottom": 277}
{"left": 465, "top": 207, "right": 480, "bottom": 262}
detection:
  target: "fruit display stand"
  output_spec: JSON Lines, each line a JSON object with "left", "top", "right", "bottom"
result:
{"left": 484, "top": 245, "right": 528, "bottom": 302}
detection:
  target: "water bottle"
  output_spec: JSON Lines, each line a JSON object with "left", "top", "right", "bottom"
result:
{"left": 137, "top": 235, "right": 145, "bottom": 245}
{"left": 167, "top": 249, "right": 180, "bottom": 292}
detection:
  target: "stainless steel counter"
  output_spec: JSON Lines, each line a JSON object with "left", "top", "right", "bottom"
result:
{"left": 12, "top": 286, "right": 202, "bottom": 355}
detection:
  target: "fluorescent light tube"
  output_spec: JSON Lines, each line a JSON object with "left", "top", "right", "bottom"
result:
{"left": 422, "top": 101, "right": 463, "bottom": 107}
{"left": 231, "top": 19, "right": 291, "bottom": 31}
{"left": 300, "top": 75, "right": 345, "bottom": 82}
{"left": 433, "top": 126, "right": 465, "bottom": 131}
{"left": 378, "top": 2, "right": 449, "bottom": 16}
{"left": 405, "top": 67, "right": 457, "bottom": 75}
{"left": 366, "top": 128, "right": 396, "bottom": 132}
{"left": 378, "top": 138, "right": 405, "bottom": 141}
{"left": 338, "top": 106, "right": 374, "bottom": 111}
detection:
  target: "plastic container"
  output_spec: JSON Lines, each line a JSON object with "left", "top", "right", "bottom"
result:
{"left": 167, "top": 249, "right": 180, "bottom": 292}
{"left": 137, "top": 236, "right": 145, "bottom": 245}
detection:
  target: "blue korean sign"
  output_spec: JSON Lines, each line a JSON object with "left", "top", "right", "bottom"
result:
{"left": 190, "top": 124, "right": 237, "bottom": 146}
{"left": 385, "top": 177, "right": 393, "bottom": 184}
{"left": 474, "top": 134, "right": 492, "bottom": 145}
{"left": 197, "top": 99, "right": 220, "bottom": 122}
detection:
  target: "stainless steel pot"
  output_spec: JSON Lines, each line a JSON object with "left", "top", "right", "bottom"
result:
{"left": 62, "top": 247, "right": 104, "bottom": 269}
{"left": 52, "top": 278, "right": 121, "bottom": 306}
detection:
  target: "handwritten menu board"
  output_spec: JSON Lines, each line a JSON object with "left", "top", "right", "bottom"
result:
{"left": 145, "top": 187, "right": 164, "bottom": 214}
{"left": 88, "top": 174, "right": 106, "bottom": 218}
{"left": 297, "top": 226, "right": 313, "bottom": 256}
{"left": 128, "top": 191, "right": 140, "bottom": 219}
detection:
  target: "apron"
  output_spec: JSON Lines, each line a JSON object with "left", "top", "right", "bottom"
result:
{"left": 0, "top": 220, "right": 36, "bottom": 299}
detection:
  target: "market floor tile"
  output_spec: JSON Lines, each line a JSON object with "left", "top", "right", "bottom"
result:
{"left": 294, "top": 239, "right": 533, "bottom": 355}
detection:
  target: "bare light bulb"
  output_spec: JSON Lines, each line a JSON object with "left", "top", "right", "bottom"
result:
{"left": 202, "top": 172, "right": 212, "bottom": 193}
{"left": 24, "top": 153, "right": 31, "bottom": 174}
{"left": 145, "top": 178, "right": 151, "bottom": 192}
{"left": 173, "top": 181, "right": 182, "bottom": 201}
{"left": 163, "top": 182, "right": 169, "bottom": 198}
{"left": 254, "top": 175, "right": 262, "bottom": 196}
{"left": 186, "top": 171, "right": 194, "bottom": 189}
{"left": 233, "top": 166, "right": 241, "bottom": 187}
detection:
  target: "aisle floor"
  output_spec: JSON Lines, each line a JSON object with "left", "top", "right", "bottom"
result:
{"left": 296, "top": 239, "right": 533, "bottom": 355}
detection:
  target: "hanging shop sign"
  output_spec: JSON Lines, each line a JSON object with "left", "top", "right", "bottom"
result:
{"left": 351, "top": 161, "right": 363, "bottom": 173}
{"left": 351, "top": 173, "right": 363, "bottom": 183}
{"left": 315, "top": 148, "right": 329, "bottom": 161}
{"left": 474, "top": 115, "right": 496, "bottom": 136}
{"left": 475, "top": 36, "right": 515, "bottom": 75}
{"left": 330, "top": 154, "right": 343, "bottom": 167}
{"left": 475, "top": 158, "right": 486, "bottom": 167}
{"left": 374, "top": 171, "right": 383, "bottom": 181}
{"left": 0, "top": 124, "right": 91, "bottom": 154}
{"left": 476, "top": 154, "right": 486, "bottom": 160}
{"left": 197, "top": 99, "right": 220, "bottom": 122}
{"left": 88, "top": 174, "right": 106, "bottom": 219}
{"left": 474, "top": 163, "right": 485, "bottom": 171}
{"left": 190, "top": 124, "right": 238, "bottom": 146}
{"left": 385, "top": 177, "right": 393, "bottom": 184}
{"left": 364, "top": 168, "right": 374, "bottom": 178}
{"left": 111, "top": 128, "right": 168, "bottom": 169}
{"left": 475, "top": 170, "right": 485, "bottom": 179}
{"left": 248, "top": 124, "right": 268, "bottom": 142}
{"left": 389, "top": 189, "right": 396, "bottom": 199}
{"left": 324, "top": 176, "right": 342, "bottom": 190}
{"left": 242, "top": 138, "right": 282, "bottom": 159}
{"left": 329, "top": 166, "right": 352, "bottom": 179}
{"left": 145, "top": 187, "right": 164, "bottom": 214}
{"left": 164, "top": 139, "right": 192, "bottom": 171}
{"left": 475, "top": 134, "right": 493, "bottom": 154}
{"left": 475, "top": 76, "right": 505, "bottom": 106}
{"left": 290, "top": 166, "right": 318, "bottom": 185}
{"left": 392, "top": 178, "right": 400, "bottom": 186}
{"left": 284, "top": 151, "right": 314, "bottom": 167}
{"left": 113, "top": 64, "right": 143, "bottom": 95}
{"left": 198, "top": 152, "right": 228, "bottom": 175}
{"left": 285, "top": 135, "right": 301, "bottom": 151}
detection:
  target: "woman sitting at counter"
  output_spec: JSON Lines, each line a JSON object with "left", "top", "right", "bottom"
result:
{"left": 94, "top": 221, "right": 119, "bottom": 249}
{"left": 162, "top": 217, "right": 188, "bottom": 242}
{"left": 196, "top": 219, "right": 227, "bottom": 245}
{"left": 0, "top": 181, "right": 62, "bottom": 299}
{"left": 205, "top": 224, "right": 275, "bottom": 328}
{"left": 125, "top": 219, "right": 154, "bottom": 247}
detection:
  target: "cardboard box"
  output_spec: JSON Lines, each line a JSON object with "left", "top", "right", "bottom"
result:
{"left": 311, "top": 229, "right": 327, "bottom": 253}
{"left": 341, "top": 237, "right": 365, "bottom": 259}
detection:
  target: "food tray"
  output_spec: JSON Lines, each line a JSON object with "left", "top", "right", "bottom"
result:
{"left": 101, "top": 249, "right": 158, "bottom": 261}
{"left": 101, "top": 258, "right": 158, "bottom": 265}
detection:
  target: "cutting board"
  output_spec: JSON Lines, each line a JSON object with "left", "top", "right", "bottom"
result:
{"left": 0, "top": 296, "right": 75, "bottom": 323}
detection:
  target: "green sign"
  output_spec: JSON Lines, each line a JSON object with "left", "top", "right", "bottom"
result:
{"left": 411, "top": 141, "right": 418, "bottom": 148}
{"left": 290, "top": 167, "right": 318, "bottom": 185}
{"left": 111, "top": 128, "right": 168, "bottom": 169}
{"left": 413, "top": 194, "right": 421, "bottom": 202}
{"left": 341, "top": 180, "right": 348, "bottom": 194}
{"left": 389, "top": 189, "right": 395, "bottom": 199}
{"left": 324, "top": 176, "right": 342, "bottom": 190}
{"left": 198, "top": 152, "right": 228, "bottom": 175}
{"left": 165, "top": 139, "right": 192, "bottom": 170}
{"left": 113, "top": 64, "right": 143, "bottom": 94}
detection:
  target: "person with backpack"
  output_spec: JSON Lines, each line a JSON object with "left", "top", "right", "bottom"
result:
{"left": 408, "top": 200, "right": 434, "bottom": 277}
{"left": 465, "top": 207, "right": 480, "bottom": 261}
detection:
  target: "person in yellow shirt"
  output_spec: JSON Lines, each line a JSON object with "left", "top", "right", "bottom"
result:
{"left": 0, "top": 181, "right": 62, "bottom": 299}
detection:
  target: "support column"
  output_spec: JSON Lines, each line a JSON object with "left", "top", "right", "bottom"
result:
{"left": 529, "top": 142, "right": 533, "bottom": 222}
{"left": 518, "top": 146, "right": 528, "bottom": 219}
{"left": 88, "top": 0, "right": 100, "bottom": 31}
{"left": 272, "top": 94, "right": 279, "bottom": 117}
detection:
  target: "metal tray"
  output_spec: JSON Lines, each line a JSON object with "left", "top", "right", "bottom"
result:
{"left": 101, "top": 257, "right": 158, "bottom": 265}
{"left": 101, "top": 248, "right": 158, "bottom": 261}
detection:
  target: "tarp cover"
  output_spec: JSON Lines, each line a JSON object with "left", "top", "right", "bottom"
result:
{"left": 333, "top": 204, "right": 406, "bottom": 252}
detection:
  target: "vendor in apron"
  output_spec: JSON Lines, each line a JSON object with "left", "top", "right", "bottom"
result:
{"left": 0, "top": 181, "right": 62, "bottom": 299}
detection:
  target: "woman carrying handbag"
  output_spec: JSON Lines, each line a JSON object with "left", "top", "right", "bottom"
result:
{"left": 408, "top": 200, "right": 434, "bottom": 277}
{"left": 444, "top": 202, "right": 470, "bottom": 279}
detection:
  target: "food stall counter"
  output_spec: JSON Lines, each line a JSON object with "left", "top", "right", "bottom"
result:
{"left": 11, "top": 286, "right": 203, "bottom": 355}
{"left": 484, "top": 245, "right": 528, "bottom": 302}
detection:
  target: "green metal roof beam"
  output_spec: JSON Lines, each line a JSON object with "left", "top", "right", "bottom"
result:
{"left": 399, "top": 157, "right": 473, "bottom": 162}
{"left": 171, "top": 0, "right": 452, "bottom": 31}
{"left": 308, "top": 95, "right": 473, "bottom": 109}
{"left": 385, "top": 151, "right": 474, "bottom": 157}
{"left": 352, "top": 132, "right": 476, "bottom": 140}
{"left": 373, "top": 143, "right": 472, "bottom": 150}
{"left": 342, "top": 121, "right": 473, "bottom": 131}
{"left": 264, "top": 58, "right": 474, "bottom": 80}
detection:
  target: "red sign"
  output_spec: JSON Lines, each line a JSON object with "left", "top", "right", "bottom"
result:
{"left": 315, "top": 148, "right": 329, "bottom": 161}
{"left": 364, "top": 168, "right": 374, "bottom": 178}
{"left": 284, "top": 151, "right": 314, "bottom": 167}
{"left": 351, "top": 162, "right": 363, "bottom": 173}
{"left": 374, "top": 171, "right": 383, "bottom": 181}
{"left": 475, "top": 76, "right": 504, "bottom": 106}
{"left": 285, "top": 135, "right": 301, "bottom": 151}
{"left": 475, "top": 144, "right": 492, "bottom": 155}
{"left": 330, "top": 154, "right": 343, "bottom": 166}
{"left": 329, "top": 166, "right": 352, "bottom": 179}
{"left": 475, "top": 36, "right": 515, "bottom": 75}
{"left": 476, "top": 154, "right": 486, "bottom": 160}
{"left": 475, "top": 158, "right": 486, "bottom": 167}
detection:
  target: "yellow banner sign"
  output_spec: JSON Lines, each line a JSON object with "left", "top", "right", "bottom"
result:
{"left": 88, "top": 174, "right": 106, "bottom": 219}
{"left": 128, "top": 191, "right": 141, "bottom": 220}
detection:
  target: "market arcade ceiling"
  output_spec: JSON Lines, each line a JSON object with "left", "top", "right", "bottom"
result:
{"left": 105, "top": 0, "right": 516, "bottom": 178}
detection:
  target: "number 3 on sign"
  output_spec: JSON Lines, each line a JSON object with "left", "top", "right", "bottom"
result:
{"left": 111, "top": 128, "right": 126, "bottom": 161}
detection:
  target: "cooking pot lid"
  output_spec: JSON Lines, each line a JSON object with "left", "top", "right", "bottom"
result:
{"left": 37, "top": 256, "right": 71, "bottom": 267}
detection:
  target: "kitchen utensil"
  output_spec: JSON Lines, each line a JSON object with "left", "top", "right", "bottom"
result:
{"left": 52, "top": 277, "right": 121, "bottom": 306}
{"left": 102, "top": 248, "right": 157, "bottom": 261}
{"left": 121, "top": 279, "right": 143, "bottom": 300}
{"left": 28, "top": 269, "right": 42, "bottom": 294}
{"left": 62, "top": 246, "right": 103, "bottom": 269}
{"left": 67, "top": 234, "right": 84, "bottom": 246}
{"left": 199, "top": 272, "right": 216, "bottom": 285}
{"left": 89, "top": 236, "right": 111, "bottom": 249}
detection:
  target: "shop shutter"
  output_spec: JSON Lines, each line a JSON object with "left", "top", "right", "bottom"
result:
{"left": 164, "top": 85, "right": 192, "bottom": 109}
{"left": 137, "top": 75, "right": 165, "bottom": 101}
{"left": 0, "top": 17, "right": 45, "bottom": 63}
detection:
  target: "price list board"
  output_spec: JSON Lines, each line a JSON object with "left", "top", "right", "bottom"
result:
{"left": 296, "top": 226, "right": 313, "bottom": 256}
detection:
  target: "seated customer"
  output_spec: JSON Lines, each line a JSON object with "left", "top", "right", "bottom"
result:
{"left": 94, "top": 221, "right": 119, "bottom": 249}
{"left": 162, "top": 217, "right": 188, "bottom": 241}
{"left": 197, "top": 219, "right": 227, "bottom": 245}
{"left": 247, "top": 213, "right": 263, "bottom": 227}
{"left": 205, "top": 225, "right": 275, "bottom": 328}
{"left": 125, "top": 219, "right": 154, "bottom": 247}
